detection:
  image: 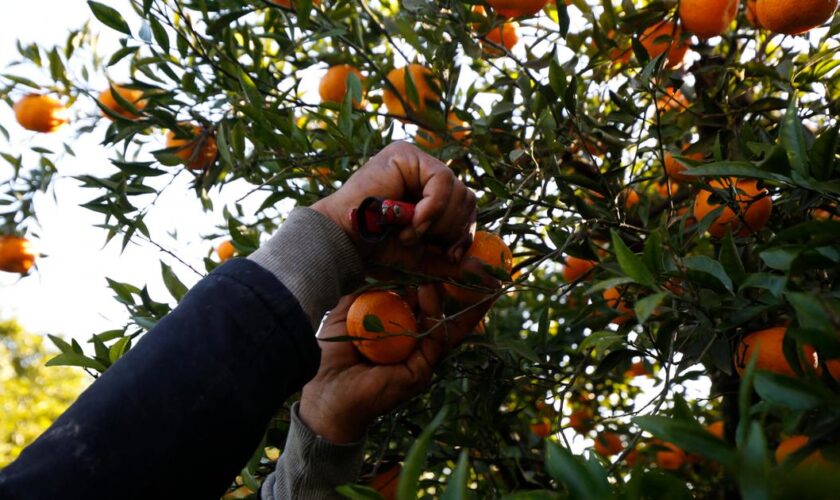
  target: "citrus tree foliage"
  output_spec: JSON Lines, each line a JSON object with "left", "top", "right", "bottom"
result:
{"left": 0, "top": 320, "right": 88, "bottom": 466}
{"left": 1, "top": 0, "right": 840, "bottom": 498}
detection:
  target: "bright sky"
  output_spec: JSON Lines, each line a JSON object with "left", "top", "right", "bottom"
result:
{"left": 0, "top": 0, "right": 270, "bottom": 342}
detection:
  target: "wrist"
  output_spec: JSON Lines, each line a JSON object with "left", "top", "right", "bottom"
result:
{"left": 298, "top": 395, "right": 367, "bottom": 444}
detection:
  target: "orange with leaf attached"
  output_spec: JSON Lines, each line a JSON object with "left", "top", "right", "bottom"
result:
{"left": 14, "top": 94, "right": 69, "bottom": 133}
{"left": 217, "top": 240, "right": 236, "bottom": 262}
{"left": 694, "top": 178, "right": 772, "bottom": 238}
{"left": 99, "top": 84, "right": 146, "bottom": 120}
{"left": 166, "top": 124, "right": 219, "bottom": 171}
{"left": 443, "top": 231, "right": 512, "bottom": 304}
{"left": 487, "top": 0, "right": 548, "bottom": 18}
{"left": 348, "top": 291, "right": 418, "bottom": 365}
{"left": 319, "top": 64, "right": 365, "bottom": 107}
{"left": 775, "top": 435, "right": 826, "bottom": 466}
{"left": 416, "top": 112, "right": 471, "bottom": 150}
{"left": 0, "top": 236, "right": 37, "bottom": 275}
{"left": 382, "top": 64, "right": 440, "bottom": 120}
{"left": 562, "top": 255, "right": 597, "bottom": 282}
{"left": 734, "top": 326, "right": 819, "bottom": 378}
{"left": 640, "top": 22, "right": 690, "bottom": 69}
{"left": 664, "top": 149, "right": 704, "bottom": 182}
{"left": 603, "top": 287, "right": 634, "bottom": 325}
{"left": 594, "top": 432, "right": 623, "bottom": 457}
{"left": 656, "top": 441, "right": 686, "bottom": 470}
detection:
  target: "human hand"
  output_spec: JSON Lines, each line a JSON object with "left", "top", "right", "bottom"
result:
{"left": 311, "top": 142, "right": 477, "bottom": 264}
{"left": 298, "top": 283, "right": 490, "bottom": 443}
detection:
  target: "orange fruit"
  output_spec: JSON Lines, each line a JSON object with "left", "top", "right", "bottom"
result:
{"left": 473, "top": 7, "right": 520, "bottom": 56}
{"left": 217, "top": 240, "right": 235, "bottom": 262}
{"left": 347, "top": 291, "right": 418, "bottom": 365}
{"left": 568, "top": 408, "right": 594, "bottom": 433}
{"left": 623, "top": 189, "right": 640, "bottom": 209}
{"left": 734, "top": 326, "right": 819, "bottom": 377}
{"left": 531, "top": 417, "right": 553, "bottom": 438}
{"left": 755, "top": 0, "right": 838, "bottom": 35}
{"left": 165, "top": 124, "right": 219, "bottom": 171}
{"left": 268, "top": 0, "right": 321, "bottom": 8}
{"left": 679, "top": 0, "right": 739, "bottom": 38}
{"left": 827, "top": 358, "right": 840, "bottom": 381}
{"left": 693, "top": 178, "right": 772, "bottom": 238}
{"left": 594, "top": 432, "right": 623, "bottom": 457}
{"left": 382, "top": 64, "right": 440, "bottom": 120}
{"left": 487, "top": 0, "right": 548, "bottom": 18}
{"left": 562, "top": 255, "right": 597, "bottom": 282}
{"left": 603, "top": 287, "right": 634, "bottom": 325}
{"left": 0, "top": 235, "right": 36, "bottom": 274}
{"left": 443, "top": 231, "right": 512, "bottom": 304}
{"left": 640, "top": 21, "right": 690, "bottom": 69}
{"left": 664, "top": 150, "right": 704, "bottom": 182}
{"left": 310, "top": 166, "right": 332, "bottom": 181}
{"left": 707, "top": 421, "right": 725, "bottom": 440}
{"left": 319, "top": 64, "right": 365, "bottom": 107}
{"left": 746, "top": 0, "right": 762, "bottom": 27}
{"left": 624, "top": 361, "right": 649, "bottom": 379}
{"left": 14, "top": 94, "right": 69, "bottom": 133}
{"left": 656, "top": 87, "right": 690, "bottom": 112}
{"left": 625, "top": 448, "right": 644, "bottom": 467}
{"left": 602, "top": 30, "right": 632, "bottom": 65}
{"left": 812, "top": 207, "right": 840, "bottom": 220}
{"left": 656, "top": 441, "right": 686, "bottom": 470}
{"left": 99, "top": 84, "right": 146, "bottom": 120}
{"left": 415, "top": 112, "right": 471, "bottom": 150}
{"left": 775, "top": 435, "right": 825, "bottom": 466}
{"left": 656, "top": 180, "right": 681, "bottom": 199}
{"left": 370, "top": 464, "right": 401, "bottom": 500}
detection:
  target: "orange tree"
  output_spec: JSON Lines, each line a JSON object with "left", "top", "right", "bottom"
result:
{"left": 2, "top": 0, "right": 840, "bottom": 498}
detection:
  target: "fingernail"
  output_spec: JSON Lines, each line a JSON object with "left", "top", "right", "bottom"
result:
{"left": 416, "top": 221, "right": 431, "bottom": 236}
{"left": 452, "top": 246, "right": 465, "bottom": 262}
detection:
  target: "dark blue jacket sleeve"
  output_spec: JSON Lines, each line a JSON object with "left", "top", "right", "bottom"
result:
{"left": 0, "top": 259, "right": 321, "bottom": 499}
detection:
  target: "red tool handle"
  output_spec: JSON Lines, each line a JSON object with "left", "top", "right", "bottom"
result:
{"left": 348, "top": 197, "right": 416, "bottom": 242}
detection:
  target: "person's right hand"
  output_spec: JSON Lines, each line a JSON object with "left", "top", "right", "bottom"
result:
{"left": 311, "top": 142, "right": 477, "bottom": 267}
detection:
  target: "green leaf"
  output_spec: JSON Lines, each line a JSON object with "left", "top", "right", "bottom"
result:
{"left": 781, "top": 98, "right": 809, "bottom": 176}
{"left": 610, "top": 230, "right": 656, "bottom": 287}
{"left": 586, "top": 277, "right": 634, "bottom": 295}
{"left": 719, "top": 232, "right": 746, "bottom": 286}
{"left": 633, "top": 416, "right": 736, "bottom": 467}
{"left": 580, "top": 331, "right": 625, "bottom": 354}
{"left": 683, "top": 255, "right": 733, "bottom": 292}
{"left": 739, "top": 273, "right": 786, "bottom": 298}
{"left": 397, "top": 406, "right": 448, "bottom": 500}
{"left": 634, "top": 292, "right": 666, "bottom": 325}
{"left": 545, "top": 441, "right": 612, "bottom": 500}
{"left": 336, "top": 485, "right": 383, "bottom": 500}
{"left": 46, "top": 351, "right": 107, "bottom": 372}
{"left": 160, "top": 262, "right": 189, "bottom": 302}
{"left": 149, "top": 17, "right": 170, "bottom": 53}
{"left": 753, "top": 372, "right": 826, "bottom": 410}
{"left": 363, "top": 314, "right": 384, "bottom": 333}
{"left": 737, "top": 422, "right": 770, "bottom": 500}
{"left": 88, "top": 1, "right": 131, "bottom": 35}
{"left": 760, "top": 247, "right": 800, "bottom": 271}
{"left": 643, "top": 230, "right": 664, "bottom": 274}
{"left": 108, "top": 337, "right": 131, "bottom": 363}
{"left": 501, "top": 492, "right": 562, "bottom": 500}
{"left": 441, "top": 451, "right": 469, "bottom": 500}
{"left": 684, "top": 161, "right": 792, "bottom": 184}
{"left": 785, "top": 292, "right": 833, "bottom": 334}
{"left": 809, "top": 124, "right": 838, "bottom": 180}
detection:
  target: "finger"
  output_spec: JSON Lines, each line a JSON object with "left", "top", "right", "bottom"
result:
{"left": 401, "top": 153, "right": 458, "bottom": 242}
{"left": 417, "top": 282, "right": 443, "bottom": 320}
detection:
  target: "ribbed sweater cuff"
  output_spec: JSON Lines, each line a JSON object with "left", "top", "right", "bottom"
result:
{"left": 261, "top": 402, "right": 366, "bottom": 499}
{"left": 248, "top": 208, "right": 365, "bottom": 330}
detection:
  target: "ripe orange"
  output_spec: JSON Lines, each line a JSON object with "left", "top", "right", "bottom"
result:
{"left": 624, "top": 361, "right": 648, "bottom": 379}
{"left": 99, "top": 84, "right": 146, "bottom": 120}
{"left": 656, "top": 180, "right": 681, "bottom": 199}
{"left": 625, "top": 448, "right": 643, "bottom": 467}
{"left": 640, "top": 22, "right": 690, "bottom": 69}
{"left": 656, "top": 87, "right": 690, "bottom": 112}
{"left": 656, "top": 441, "right": 686, "bottom": 470}
{"left": 319, "top": 64, "right": 365, "bottom": 107}
{"left": 347, "top": 291, "right": 418, "bottom": 365}
{"left": 812, "top": 207, "right": 840, "bottom": 220}
{"left": 382, "top": 64, "right": 440, "bottom": 119}
{"left": 827, "top": 358, "right": 840, "bottom": 381}
{"left": 775, "top": 435, "right": 824, "bottom": 465}
{"left": 531, "top": 417, "right": 553, "bottom": 438}
{"left": 0, "top": 235, "right": 36, "bottom": 274}
{"left": 487, "top": 0, "right": 548, "bottom": 18}
{"left": 623, "top": 189, "right": 640, "bottom": 209}
{"left": 693, "top": 178, "right": 772, "bottom": 238}
{"left": 473, "top": 7, "right": 520, "bottom": 56}
{"left": 755, "top": 0, "right": 838, "bottom": 35}
{"left": 562, "top": 255, "right": 597, "bottom": 282}
{"left": 14, "top": 94, "right": 69, "bottom": 133}
{"left": 370, "top": 464, "right": 401, "bottom": 500}
{"left": 746, "top": 0, "right": 762, "bottom": 27}
{"left": 707, "top": 421, "right": 725, "bottom": 440}
{"left": 664, "top": 150, "right": 704, "bottom": 182}
{"left": 602, "top": 287, "right": 633, "bottom": 325}
{"left": 679, "top": 0, "right": 739, "bottom": 38}
{"left": 217, "top": 240, "right": 235, "bottom": 262}
{"left": 415, "top": 112, "right": 471, "bottom": 150}
{"left": 603, "top": 30, "right": 632, "bottom": 65}
{"left": 443, "top": 231, "right": 512, "bottom": 304}
{"left": 165, "top": 124, "right": 219, "bottom": 171}
{"left": 594, "top": 432, "right": 623, "bottom": 457}
{"left": 568, "top": 408, "right": 594, "bottom": 433}
{"left": 734, "top": 326, "right": 819, "bottom": 377}
{"left": 268, "top": 0, "right": 321, "bottom": 8}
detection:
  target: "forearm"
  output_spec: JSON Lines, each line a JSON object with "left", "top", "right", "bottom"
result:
{"left": 0, "top": 260, "right": 321, "bottom": 499}
{"left": 261, "top": 402, "right": 366, "bottom": 500}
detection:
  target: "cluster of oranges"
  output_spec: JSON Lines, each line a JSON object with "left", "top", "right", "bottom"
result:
{"left": 346, "top": 231, "right": 511, "bottom": 365}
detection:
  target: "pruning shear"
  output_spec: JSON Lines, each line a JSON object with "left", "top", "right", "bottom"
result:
{"left": 348, "top": 197, "right": 416, "bottom": 242}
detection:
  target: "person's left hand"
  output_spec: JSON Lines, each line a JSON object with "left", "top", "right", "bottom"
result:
{"left": 298, "top": 283, "right": 489, "bottom": 443}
